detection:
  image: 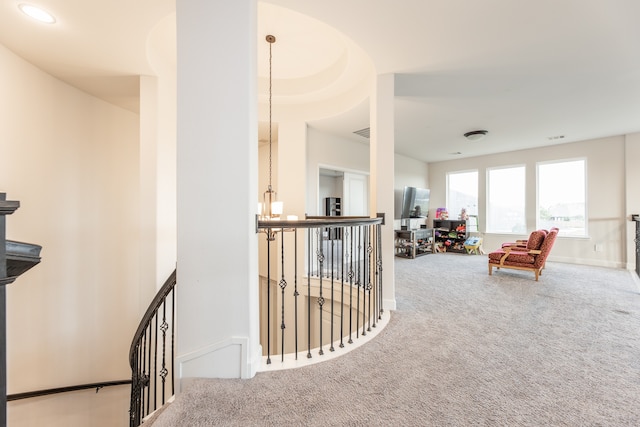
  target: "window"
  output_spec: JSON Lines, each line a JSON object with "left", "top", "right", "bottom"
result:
{"left": 447, "top": 170, "right": 478, "bottom": 230}
{"left": 537, "top": 159, "right": 586, "bottom": 237}
{"left": 487, "top": 165, "right": 526, "bottom": 233}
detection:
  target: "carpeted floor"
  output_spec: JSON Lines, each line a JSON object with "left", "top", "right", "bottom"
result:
{"left": 150, "top": 254, "right": 640, "bottom": 426}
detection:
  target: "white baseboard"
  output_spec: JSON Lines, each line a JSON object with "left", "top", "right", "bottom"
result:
{"left": 176, "top": 336, "right": 251, "bottom": 392}
{"left": 548, "top": 255, "right": 624, "bottom": 269}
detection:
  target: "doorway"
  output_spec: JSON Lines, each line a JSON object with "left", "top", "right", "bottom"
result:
{"left": 318, "top": 168, "right": 369, "bottom": 216}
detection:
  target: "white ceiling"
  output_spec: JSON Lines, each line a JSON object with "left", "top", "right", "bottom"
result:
{"left": 2, "top": 0, "right": 639, "bottom": 163}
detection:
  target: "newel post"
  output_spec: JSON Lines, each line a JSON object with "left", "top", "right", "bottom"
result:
{"left": 0, "top": 193, "right": 19, "bottom": 427}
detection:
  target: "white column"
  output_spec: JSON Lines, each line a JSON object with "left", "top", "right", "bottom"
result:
{"left": 370, "top": 74, "right": 396, "bottom": 310}
{"left": 175, "top": 0, "right": 260, "bottom": 383}
{"left": 625, "top": 133, "right": 640, "bottom": 271}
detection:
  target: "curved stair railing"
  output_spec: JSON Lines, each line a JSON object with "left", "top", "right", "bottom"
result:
{"left": 128, "top": 214, "right": 386, "bottom": 425}
{"left": 256, "top": 215, "right": 385, "bottom": 365}
{"left": 129, "top": 269, "right": 176, "bottom": 427}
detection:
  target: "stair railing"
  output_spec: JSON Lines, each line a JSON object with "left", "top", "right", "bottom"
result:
{"left": 128, "top": 269, "right": 176, "bottom": 427}
{"left": 1, "top": 193, "right": 41, "bottom": 425}
{"left": 256, "top": 214, "right": 385, "bottom": 364}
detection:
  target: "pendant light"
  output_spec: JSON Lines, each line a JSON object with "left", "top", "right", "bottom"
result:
{"left": 261, "top": 34, "right": 283, "bottom": 220}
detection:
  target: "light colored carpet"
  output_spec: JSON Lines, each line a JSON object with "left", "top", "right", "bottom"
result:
{"left": 150, "top": 254, "right": 640, "bottom": 426}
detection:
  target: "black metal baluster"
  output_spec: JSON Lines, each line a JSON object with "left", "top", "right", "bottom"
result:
{"left": 294, "top": 228, "right": 299, "bottom": 360}
{"left": 160, "top": 302, "right": 168, "bottom": 404}
{"left": 362, "top": 226, "right": 369, "bottom": 336}
{"left": 348, "top": 226, "right": 354, "bottom": 344}
{"left": 318, "top": 226, "right": 325, "bottom": 356}
{"left": 280, "top": 227, "right": 287, "bottom": 362}
{"left": 153, "top": 315, "right": 158, "bottom": 410}
{"left": 129, "top": 350, "right": 141, "bottom": 426}
{"left": 139, "top": 332, "right": 145, "bottom": 421}
{"left": 266, "top": 231, "right": 272, "bottom": 364}
{"left": 356, "top": 226, "right": 361, "bottom": 339}
{"left": 315, "top": 228, "right": 320, "bottom": 277}
{"left": 369, "top": 226, "right": 378, "bottom": 328}
{"left": 171, "top": 289, "right": 175, "bottom": 395}
{"left": 307, "top": 228, "right": 312, "bottom": 359}
{"left": 366, "top": 225, "right": 373, "bottom": 333}
{"left": 330, "top": 233, "right": 335, "bottom": 352}
{"left": 144, "top": 327, "right": 150, "bottom": 416}
{"left": 377, "top": 223, "right": 383, "bottom": 319}
{"left": 339, "top": 228, "right": 347, "bottom": 348}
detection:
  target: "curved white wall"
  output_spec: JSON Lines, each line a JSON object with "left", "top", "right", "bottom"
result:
{"left": 0, "top": 43, "right": 141, "bottom": 426}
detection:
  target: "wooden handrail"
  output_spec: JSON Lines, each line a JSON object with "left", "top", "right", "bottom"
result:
{"left": 256, "top": 213, "right": 384, "bottom": 232}
{"left": 7, "top": 380, "right": 131, "bottom": 401}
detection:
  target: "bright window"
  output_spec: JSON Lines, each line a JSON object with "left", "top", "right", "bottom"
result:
{"left": 447, "top": 170, "right": 478, "bottom": 230}
{"left": 487, "top": 165, "right": 526, "bottom": 233}
{"left": 537, "top": 159, "right": 586, "bottom": 237}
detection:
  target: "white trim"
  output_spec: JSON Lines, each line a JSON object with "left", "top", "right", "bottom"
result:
{"left": 547, "top": 255, "right": 624, "bottom": 269}
{"left": 176, "top": 336, "right": 250, "bottom": 392}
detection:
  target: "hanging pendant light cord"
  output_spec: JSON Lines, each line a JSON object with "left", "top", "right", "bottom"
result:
{"left": 267, "top": 35, "right": 275, "bottom": 192}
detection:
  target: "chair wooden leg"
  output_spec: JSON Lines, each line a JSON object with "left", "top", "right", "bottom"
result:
{"left": 488, "top": 264, "right": 493, "bottom": 276}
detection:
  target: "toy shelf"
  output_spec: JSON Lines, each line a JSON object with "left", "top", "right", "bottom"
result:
{"left": 433, "top": 219, "right": 468, "bottom": 253}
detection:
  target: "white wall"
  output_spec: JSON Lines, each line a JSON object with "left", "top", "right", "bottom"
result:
{"left": 306, "top": 127, "right": 369, "bottom": 216}
{"left": 428, "top": 137, "right": 627, "bottom": 268}
{"left": 307, "top": 128, "right": 430, "bottom": 226}
{"left": 0, "top": 43, "right": 140, "bottom": 426}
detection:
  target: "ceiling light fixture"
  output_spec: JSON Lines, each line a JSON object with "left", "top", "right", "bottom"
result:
{"left": 464, "top": 130, "right": 488, "bottom": 142}
{"left": 260, "top": 35, "right": 283, "bottom": 226}
{"left": 18, "top": 3, "right": 56, "bottom": 24}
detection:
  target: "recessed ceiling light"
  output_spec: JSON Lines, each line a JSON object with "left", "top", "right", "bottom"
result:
{"left": 19, "top": 4, "right": 56, "bottom": 24}
{"left": 463, "top": 130, "right": 488, "bottom": 142}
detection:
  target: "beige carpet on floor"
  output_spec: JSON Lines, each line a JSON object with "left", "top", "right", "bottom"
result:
{"left": 149, "top": 254, "right": 640, "bottom": 426}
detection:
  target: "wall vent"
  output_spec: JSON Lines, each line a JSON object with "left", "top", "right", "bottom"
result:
{"left": 353, "top": 127, "right": 370, "bottom": 139}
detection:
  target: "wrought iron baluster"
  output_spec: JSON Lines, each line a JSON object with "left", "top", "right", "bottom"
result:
{"left": 294, "top": 228, "right": 299, "bottom": 360}
{"left": 339, "top": 228, "right": 348, "bottom": 348}
{"left": 307, "top": 228, "right": 312, "bottom": 359}
{"left": 356, "top": 226, "right": 361, "bottom": 339}
{"left": 171, "top": 289, "right": 175, "bottom": 395}
{"left": 330, "top": 234, "right": 335, "bottom": 352}
{"left": 266, "top": 232, "right": 272, "bottom": 364}
{"left": 377, "top": 224, "right": 382, "bottom": 319}
{"left": 366, "top": 225, "right": 373, "bottom": 333}
{"left": 153, "top": 315, "right": 158, "bottom": 410}
{"left": 146, "top": 326, "right": 154, "bottom": 414}
{"left": 280, "top": 227, "right": 287, "bottom": 362}
{"left": 315, "top": 228, "right": 320, "bottom": 277}
{"left": 317, "top": 227, "right": 325, "bottom": 356}
{"left": 160, "top": 302, "right": 168, "bottom": 404}
{"left": 348, "top": 226, "right": 354, "bottom": 344}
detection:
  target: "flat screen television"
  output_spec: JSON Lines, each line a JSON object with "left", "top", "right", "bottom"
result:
{"left": 401, "top": 186, "right": 430, "bottom": 219}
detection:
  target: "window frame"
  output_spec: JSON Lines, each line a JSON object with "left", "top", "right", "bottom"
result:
{"left": 536, "top": 157, "right": 588, "bottom": 237}
{"left": 486, "top": 164, "right": 527, "bottom": 234}
{"left": 446, "top": 169, "right": 479, "bottom": 230}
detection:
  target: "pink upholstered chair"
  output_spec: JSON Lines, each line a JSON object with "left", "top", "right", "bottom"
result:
{"left": 488, "top": 228, "right": 558, "bottom": 281}
{"left": 500, "top": 229, "right": 548, "bottom": 249}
